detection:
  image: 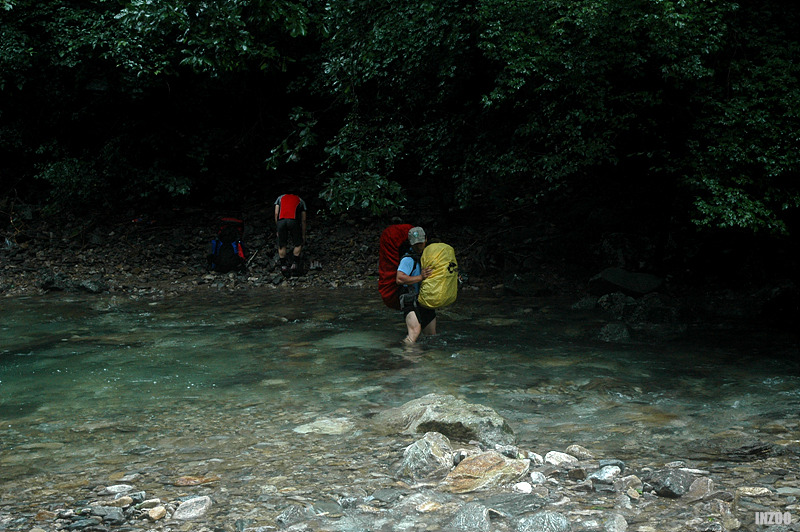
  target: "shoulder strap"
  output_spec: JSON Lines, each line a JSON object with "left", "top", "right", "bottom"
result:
{"left": 402, "top": 251, "right": 420, "bottom": 270}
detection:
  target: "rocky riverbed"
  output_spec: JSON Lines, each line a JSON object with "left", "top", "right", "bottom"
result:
{"left": 2, "top": 393, "right": 798, "bottom": 532}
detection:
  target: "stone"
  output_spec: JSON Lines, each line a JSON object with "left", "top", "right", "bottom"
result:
{"left": 481, "top": 493, "right": 548, "bottom": 519}
{"left": 172, "top": 496, "right": 212, "bottom": 520}
{"left": 89, "top": 506, "right": 125, "bottom": 524}
{"left": 138, "top": 499, "right": 162, "bottom": 509}
{"left": 147, "top": 506, "right": 167, "bottom": 521}
{"left": 736, "top": 486, "right": 772, "bottom": 497}
{"left": 648, "top": 468, "right": 694, "bottom": 498}
{"left": 599, "top": 459, "right": 626, "bottom": 473}
{"left": 589, "top": 465, "right": 622, "bottom": 485}
{"left": 527, "top": 452, "right": 544, "bottom": 465}
{"left": 544, "top": 451, "right": 578, "bottom": 467}
{"left": 101, "top": 484, "right": 133, "bottom": 495}
{"left": 686, "top": 477, "right": 714, "bottom": 501}
{"left": 530, "top": 471, "right": 547, "bottom": 485}
{"left": 565, "top": 444, "right": 595, "bottom": 460}
{"left": 513, "top": 482, "right": 533, "bottom": 494}
{"left": 614, "top": 475, "right": 643, "bottom": 494}
{"left": 126, "top": 491, "right": 146, "bottom": 503}
{"left": 106, "top": 496, "right": 133, "bottom": 507}
{"left": 517, "top": 510, "right": 570, "bottom": 532}
{"left": 495, "top": 444, "right": 521, "bottom": 458}
{"left": 568, "top": 466, "right": 587, "bottom": 480}
{"left": 441, "top": 451, "right": 530, "bottom": 493}
{"left": 446, "top": 502, "right": 491, "bottom": 532}
{"left": 293, "top": 417, "right": 354, "bottom": 435}
{"left": 374, "top": 393, "right": 515, "bottom": 447}
{"left": 604, "top": 514, "right": 628, "bottom": 532}
{"left": 396, "top": 431, "right": 454, "bottom": 481}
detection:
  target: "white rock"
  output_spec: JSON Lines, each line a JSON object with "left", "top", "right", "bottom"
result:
{"left": 172, "top": 496, "right": 212, "bottom": 520}
{"left": 530, "top": 471, "right": 547, "bottom": 485}
{"left": 102, "top": 485, "right": 133, "bottom": 495}
{"left": 513, "top": 482, "right": 533, "bottom": 494}
{"left": 736, "top": 486, "right": 772, "bottom": 497}
{"left": 544, "top": 451, "right": 578, "bottom": 467}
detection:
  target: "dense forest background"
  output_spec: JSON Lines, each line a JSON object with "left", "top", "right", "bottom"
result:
{"left": 1, "top": 0, "right": 798, "bottom": 286}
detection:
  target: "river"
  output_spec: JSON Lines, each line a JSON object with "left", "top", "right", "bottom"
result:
{"left": 1, "top": 288, "right": 798, "bottom": 530}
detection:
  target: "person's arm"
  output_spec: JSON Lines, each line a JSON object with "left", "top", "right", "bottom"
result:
{"left": 396, "top": 266, "right": 432, "bottom": 285}
{"left": 301, "top": 211, "right": 307, "bottom": 242}
{"left": 274, "top": 204, "right": 280, "bottom": 224}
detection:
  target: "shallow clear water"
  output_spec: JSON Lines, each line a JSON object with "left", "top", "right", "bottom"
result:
{"left": 1, "top": 288, "right": 798, "bottom": 522}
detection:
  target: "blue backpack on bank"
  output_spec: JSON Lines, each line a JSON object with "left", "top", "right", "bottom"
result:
{"left": 208, "top": 217, "right": 246, "bottom": 273}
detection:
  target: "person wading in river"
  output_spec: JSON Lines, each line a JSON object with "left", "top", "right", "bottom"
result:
{"left": 395, "top": 226, "right": 436, "bottom": 344}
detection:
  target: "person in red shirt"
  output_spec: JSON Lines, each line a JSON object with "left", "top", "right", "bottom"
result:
{"left": 274, "top": 194, "right": 307, "bottom": 275}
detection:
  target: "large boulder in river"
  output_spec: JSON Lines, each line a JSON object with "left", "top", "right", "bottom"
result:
{"left": 374, "top": 394, "right": 515, "bottom": 447}
{"left": 589, "top": 267, "right": 663, "bottom": 297}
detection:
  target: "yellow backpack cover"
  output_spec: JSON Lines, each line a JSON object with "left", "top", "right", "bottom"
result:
{"left": 418, "top": 243, "right": 458, "bottom": 309}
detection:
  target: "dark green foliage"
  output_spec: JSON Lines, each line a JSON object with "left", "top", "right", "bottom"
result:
{"left": 300, "top": 0, "right": 799, "bottom": 233}
{"left": 1, "top": 0, "right": 798, "bottom": 236}
{"left": 685, "top": 3, "right": 800, "bottom": 234}
{"left": 0, "top": 0, "right": 310, "bottom": 212}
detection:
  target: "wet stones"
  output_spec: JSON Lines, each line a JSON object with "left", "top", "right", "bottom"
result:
{"left": 41, "top": 488, "right": 210, "bottom": 529}
{"left": 12, "top": 393, "right": 800, "bottom": 532}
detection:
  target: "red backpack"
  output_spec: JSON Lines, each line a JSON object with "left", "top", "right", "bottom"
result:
{"left": 378, "top": 224, "right": 413, "bottom": 309}
{"left": 208, "top": 217, "right": 246, "bottom": 273}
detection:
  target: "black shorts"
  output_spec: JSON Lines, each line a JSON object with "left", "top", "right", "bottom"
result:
{"left": 403, "top": 302, "right": 436, "bottom": 330}
{"left": 277, "top": 218, "right": 302, "bottom": 248}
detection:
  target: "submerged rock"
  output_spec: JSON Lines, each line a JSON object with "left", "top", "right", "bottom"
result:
{"left": 687, "top": 430, "right": 776, "bottom": 461}
{"left": 172, "top": 496, "right": 212, "bottom": 520}
{"left": 293, "top": 417, "right": 354, "bottom": 435}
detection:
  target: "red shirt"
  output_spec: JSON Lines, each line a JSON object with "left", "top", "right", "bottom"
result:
{"left": 275, "top": 194, "right": 306, "bottom": 220}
